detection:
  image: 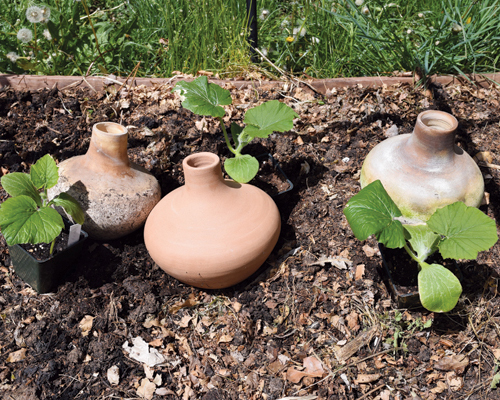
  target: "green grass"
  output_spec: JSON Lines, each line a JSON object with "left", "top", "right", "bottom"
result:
{"left": 0, "top": 0, "right": 499, "bottom": 79}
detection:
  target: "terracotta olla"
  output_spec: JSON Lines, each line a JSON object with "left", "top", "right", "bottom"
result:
{"left": 144, "top": 152, "right": 281, "bottom": 289}
{"left": 48, "top": 122, "right": 161, "bottom": 240}
{"left": 360, "top": 110, "right": 484, "bottom": 221}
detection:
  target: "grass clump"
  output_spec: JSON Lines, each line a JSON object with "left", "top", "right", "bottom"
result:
{"left": 1, "top": 0, "right": 499, "bottom": 79}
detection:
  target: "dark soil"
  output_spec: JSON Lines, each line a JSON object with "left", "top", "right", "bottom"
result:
{"left": 1, "top": 79, "right": 500, "bottom": 400}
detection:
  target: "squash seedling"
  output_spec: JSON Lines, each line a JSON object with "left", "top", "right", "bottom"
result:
{"left": 173, "top": 76, "right": 298, "bottom": 183}
{"left": 0, "top": 154, "right": 85, "bottom": 255}
{"left": 343, "top": 180, "right": 498, "bottom": 313}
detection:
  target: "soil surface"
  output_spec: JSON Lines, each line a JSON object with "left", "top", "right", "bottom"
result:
{"left": 1, "top": 78, "right": 500, "bottom": 400}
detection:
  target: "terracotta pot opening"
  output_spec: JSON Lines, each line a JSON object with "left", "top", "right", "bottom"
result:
{"left": 95, "top": 122, "right": 127, "bottom": 135}
{"left": 185, "top": 153, "right": 219, "bottom": 169}
{"left": 420, "top": 112, "right": 456, "bottom": 131}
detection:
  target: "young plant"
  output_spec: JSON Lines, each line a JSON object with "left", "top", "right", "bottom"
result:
{"left": 173, "top": 76, "right": 298, "bottom": 183}
{"left": 0, "top": 154, "right": 84, "bottom": 254}
{"left": 343, "top": 180, "right": 498, "bottom": 313}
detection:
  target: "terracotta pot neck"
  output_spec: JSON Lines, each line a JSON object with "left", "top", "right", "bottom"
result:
{"left": 85, "top": 122, "right": 130, "bottom": 172}
{"left": 406, "top": 110, "right": 459, "bottom": 163}
{"left": 183, "top": 152, "right": 225, "bottom": 194}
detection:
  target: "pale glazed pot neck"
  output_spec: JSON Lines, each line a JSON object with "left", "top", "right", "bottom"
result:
{"left": 183, "top": 152, "right": 227, "bottom": 195}
{"left": 404, "top": 110, "right": 459, "bottom": 164}
{"left": 85, "top": 122, "right": 130, "bottom": 173}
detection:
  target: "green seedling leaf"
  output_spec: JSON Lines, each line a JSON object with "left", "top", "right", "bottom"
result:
{"left": 30, "top": 154, "right": 59, "bottom": 190}
{"left": 343, "top": 180, "right": 406, "bottom": 248}
{"left": 0, "top": 173, "right": 42, "bottom": 207}
{"left": 491, "top": 372, "right": 500, "bottom": 389}
{"left": 0, "top": 196, "right": 64, "bottom": 246}
{"left": 224, "top": 155, "right": 260, "bottom": 184}
{"left": 50, "top": 193, "right": 85, "bottom": 225}
{"left": 427, "top": 202, "right": 498, "bottom": 260}
{"left": 243, "top": 100, "right": 298, "bottom": 138}
{"left": 404, "top": 224, "right": 440, "bottom": 262}
{"left": 418, "top": 262, "right": 462, "bottom": 313}
{"left": 174, "top": 76, "right": 232, "bottom": 118}
{"left": 230, "top": 122, "right": 244, "bottom": 148}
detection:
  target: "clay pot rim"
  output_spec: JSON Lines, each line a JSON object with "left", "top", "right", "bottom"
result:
{"left": 417, "top": 110, "right": 458, "bottom": 133}
{"left": 183, "top": 152, "right": 220, "bottom": 170}
{"left": 93, "top": 121, "right": 127, "bottom": 136}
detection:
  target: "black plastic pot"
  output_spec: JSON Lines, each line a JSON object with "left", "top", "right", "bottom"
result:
{"left": 8, "top": 220, "right": 88, "bottom": 293}
{"left": 378, "top": 244, "right": 461, "bottom": 309}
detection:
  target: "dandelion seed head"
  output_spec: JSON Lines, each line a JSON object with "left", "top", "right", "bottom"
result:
{"left": 43, "top": 29, "right": 52, "bottom": 40}
{"left": 6, "top": 52, "right": 19, "bottom": 63}
{"left": 26, "top": 6, "right": 43, "bottom": 23}
{"left": 355, "top": 0, "right": 364, "bottom": 6}
{"left": 293, "top": 26, "right": 307, "bottom": 37}
{"left": 17, "top": 28, "right": 33, "bottom": 43}
{"left": 259, "top": 9, "right": 269, "bottom": 21}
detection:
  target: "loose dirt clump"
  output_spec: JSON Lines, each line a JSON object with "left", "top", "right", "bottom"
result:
{"left": 1, "top": 79, "right": 500, "bottom": 400}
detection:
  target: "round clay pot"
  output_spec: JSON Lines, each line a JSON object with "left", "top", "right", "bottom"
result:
{"left": 48, "top": 122, "right": 161, "bottom": 240}
{"left": 144, "top": 152, "right": 281, "bottom": 289}
{"left": 360, "top": 110, "right": 484, "bottom": 221}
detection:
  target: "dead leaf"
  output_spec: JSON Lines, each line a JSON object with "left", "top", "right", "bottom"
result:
{"left": 492, "top": 349, "right": 500, "bottom": 360}
{"left": 286, "top": 356, "right": 326, "bottom": 383}
{"left": 446, "top": 371, "right": 464, "bottom": 391}
{"left": 169, "top": 295, "right": 199, "bottom": 314}
{"left": 175, "top": 314, "right": 193, "bottom": 328}
{"left": 122, "top": 337, "right": 166, "bottom": 367}
{"left": 335, "top": 325, "right": 379, "bottom": 363}
{"left": 307, "top": 255, "right": 352, "bottom": 270}
{"left": 137, "top": 378, "right": 156, "bottom": 400}
{"left": 218, "top": 334, "right": 233, "bottom": 344}
{"left": 430, "top": 380, "right": 447, "bottom": 394}
{"left": 354, "top": 373, "right": 381, "bottom": 384}
{"left": 354, "top": 264, "right": 365, "bottom": 280}
{"left": 7, "top": 348, "right": 27, "bottom": 363}
{"left": 79, "top": 315, "right": 94, "bottom": 337}
{"left": 434, "top": 354, "right": 469, "bottom": 374}
{"left": 107, "top": 365, "right": 120, "bottom": 385}
{"left": 362, "top": 245, "right": 378, "bottom": 257}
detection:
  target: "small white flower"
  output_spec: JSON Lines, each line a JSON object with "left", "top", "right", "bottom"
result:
{"left": 17, "top": 28, "right": 33, "bottom": 43}
{"left": 361, "top": 6, "right": 370, "bottom": 15}
{"left": 355, "top": 0, "right": 364, "bottom": 5}
{"left": 26, "top": 6, "right": 43, "bottom": 23}
{"left": 342, "top": 157, "right": 350, "bottom": 163}
{"left": 311, "top": 37, "right": 320, "bottom": 44}
{"left": 435, "top": 40, "right": 440, "bottom": 45}
{"left": 293, "top": 26, "right": 307, "bottom": 37}
{"left": 259, "top": 9, "right": 269, "bottom": 21}
{"left": 418, "top": 13, "right": 424, "bottom": 18}
{"left": 452, "top": 23, "right": 463, "bottom": 33}
{"left": 6, "top": 52, "right": 19, "bottom": 62}
{"left": 260, "top": 47, "right": 268, "bottom": 57}
{"left": 407, "top": 29, "right": 412, "bottom": 34}
{"left": 43, "top": 29, "right": 52, "bottom": 40}
{"left": 281, "top": 19, "right": 289, "bottom": 28}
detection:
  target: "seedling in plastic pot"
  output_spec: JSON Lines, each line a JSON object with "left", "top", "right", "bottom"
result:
{"left": 173, "top": 76, "right": 298, "bottom": 183}
{"left": 343, "top": 180, "right": 498, "bottom": 313}
{"left": 0, "top": 154, "right": 85, "bottom": 254}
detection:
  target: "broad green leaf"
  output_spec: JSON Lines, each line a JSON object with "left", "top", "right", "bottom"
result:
{"left": 491, "top": 372, "right": 500, "bottom": 389}
{"left": 427, "top": 202, "right": 498, "bottom": 260}
{"left": 230, "top": 122, "right": 244, "bottom": 148}
{"left": 404, "top": 224, "right": 440, "bottom": 262}
{"left": 343, "top": 180, "right": 406, "bottom": 248}
{"left": 50, "top": 193, "right": 85, "bottom": 225}
{"left": 30, "top": 154, "right": 59, "bottom": 190}
{"left": 174, "top": 76, "right": 232, "bottom": 118}
{"left": 224, "top": 155, "right": 259, "bottom": 184}
{"left": 0, "top": 196, "right": 63, "bottom": 246}
{"left": 0, "top": 173, "right": 42, "bottom": 207}
{"left": 243, "top": 100, "right": 298, "bottom": 138}
{"left": 418, "top": 262, "right": 462, "bottom": 313}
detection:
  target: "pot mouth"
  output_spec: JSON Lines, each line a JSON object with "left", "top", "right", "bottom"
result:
{"left": 93, "top": 122, "right": 127, "bottom": 135}
{"left": 184, "top": 152, "right": 220, "bottom": 170}
{"left": 419, "top": 111, "right": 457, "bottom": 132}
